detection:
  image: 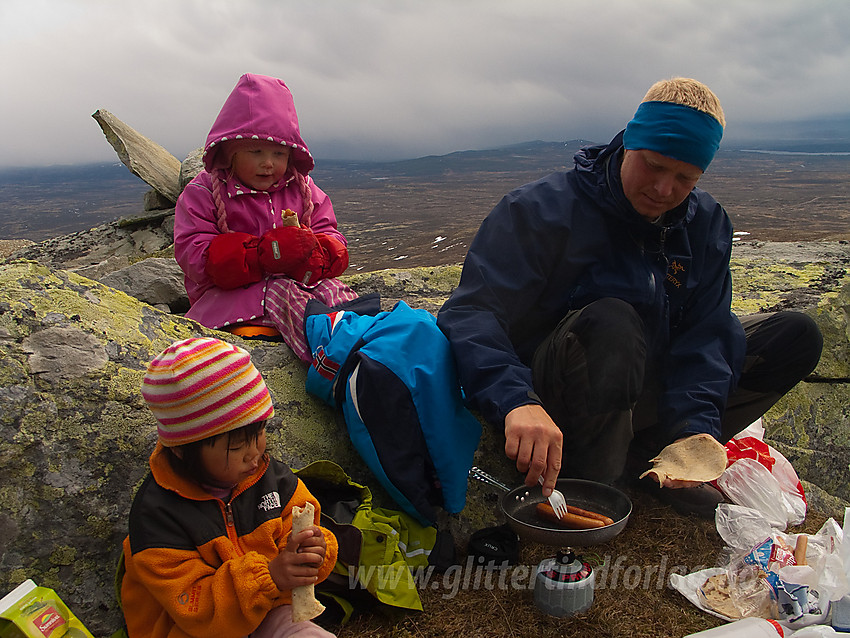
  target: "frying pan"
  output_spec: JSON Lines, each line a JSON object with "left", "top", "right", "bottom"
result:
{"left": 469, "top": 467, "right": 632, "bottom": 546}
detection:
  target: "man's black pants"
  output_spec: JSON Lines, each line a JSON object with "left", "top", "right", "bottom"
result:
{"left": 530, "top": 298, "right": 823, "bottom": 483}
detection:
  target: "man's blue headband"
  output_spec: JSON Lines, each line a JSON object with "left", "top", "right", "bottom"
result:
{"left": 622, "top": 101, "right": 723, "bottom": 172}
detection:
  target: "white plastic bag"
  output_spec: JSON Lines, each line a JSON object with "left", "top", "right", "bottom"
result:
{"left": 717, "top": 458, "right": 803, "bottom": 530}
{"left": 716, "top": 504, "right": 775, "bottom": 550}
{"left": 717, "top": 419, "right": 807, "bottom": 529}
{"left": 787, "top": 626, "right": 840, "bottom": 637}
{"left": 669, "top": 567, "right": 731, "bottom": 621}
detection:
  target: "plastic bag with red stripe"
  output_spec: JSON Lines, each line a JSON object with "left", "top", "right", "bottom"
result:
{"left": 715, "top": 420, "right": 807, "bottom": 529}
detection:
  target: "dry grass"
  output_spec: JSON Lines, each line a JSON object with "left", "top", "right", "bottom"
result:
{"left": 334, "top": 487, "right": 831, "bottom": 638}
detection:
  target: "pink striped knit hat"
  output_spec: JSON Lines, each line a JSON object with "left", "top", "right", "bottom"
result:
{"left": 142, "top": 337, "right": 274, "bottom": 447}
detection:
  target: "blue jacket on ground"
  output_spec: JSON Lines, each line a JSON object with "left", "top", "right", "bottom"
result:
{"left": 436, "top": 132, "right": 746, "bottom": 442}
{"left": 305, "top": 300, "right": 482, "bottom": 526}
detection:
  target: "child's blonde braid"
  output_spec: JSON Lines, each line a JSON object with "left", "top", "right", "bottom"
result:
{"left": 211, "top": 174, "right": 230, "bottom": 234}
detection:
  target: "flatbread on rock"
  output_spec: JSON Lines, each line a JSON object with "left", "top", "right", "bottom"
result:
{"left": 639, "top": 433, "right": 727, "bottom": 484}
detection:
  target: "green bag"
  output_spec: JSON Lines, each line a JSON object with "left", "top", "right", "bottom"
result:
{"left": 295, "top": 460, "right": 451, "bottom": 618}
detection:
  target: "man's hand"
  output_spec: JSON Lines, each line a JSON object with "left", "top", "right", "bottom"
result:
{"left": 504, "top": 404, "right": 562, "bottom": 496}
{"left": 657, "top": 478, "right": 703, "bottom": 489}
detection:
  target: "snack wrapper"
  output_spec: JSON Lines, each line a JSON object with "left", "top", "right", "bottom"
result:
{"left": 0, "top": 580, "right": 94, "bottom": 638}
{"left": 737, "top": 536, "right": 814, "bottom": 621}
{"left": 671, "top": 505, "right": 842, "bottom": 630}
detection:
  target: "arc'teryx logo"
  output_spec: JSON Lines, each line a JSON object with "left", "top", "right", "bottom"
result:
{"left": 666, "top": 259, "right": 685, "bottom": 288}
{"left": 258, "top": 491, "right": 281, "bottom": 512}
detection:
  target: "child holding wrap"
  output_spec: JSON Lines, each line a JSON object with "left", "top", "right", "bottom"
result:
{"left": 121, "top": 337, "right": 338, "bottom": 637}
{"left": 175, "top": 73, "right": 358, "bottom": 362}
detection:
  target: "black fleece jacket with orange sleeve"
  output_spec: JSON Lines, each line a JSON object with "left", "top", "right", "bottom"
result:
{"left": 121, "top": 443, "right": 338, "bottom": 638}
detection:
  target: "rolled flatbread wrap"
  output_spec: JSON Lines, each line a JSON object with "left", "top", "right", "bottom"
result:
{"left": 290, "top": 502, "right": 326, "bottom": 623}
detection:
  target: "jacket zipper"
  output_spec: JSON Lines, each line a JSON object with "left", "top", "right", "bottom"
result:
{"left": 222, "top": 501, "right": 243, "bottom": 554}
{"left": 658, "top": 227, "right": 671, "bottom": 328}
{"left": 219, "top": 463, "right": 268, "bottom": 555}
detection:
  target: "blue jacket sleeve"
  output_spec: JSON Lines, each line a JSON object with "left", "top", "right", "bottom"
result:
{"left": 437, "top": 190, "right": 553, "bottom": 426}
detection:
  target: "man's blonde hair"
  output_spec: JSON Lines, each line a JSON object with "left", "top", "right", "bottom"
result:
{"left": 642, "top": 77, "right": 725, "bottom": 128}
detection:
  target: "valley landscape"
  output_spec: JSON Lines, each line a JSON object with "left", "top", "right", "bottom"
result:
{"left": 1, "top": 140, "right": 849, "bottom": 272}
{"left": 320, "top": 142, "right": 850, "bottom": 272}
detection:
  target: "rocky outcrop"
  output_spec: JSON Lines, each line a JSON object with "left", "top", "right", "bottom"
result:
{"left": 8, "top": 209, "right": 175, "bottom": 282}
{"left": 98, "top": 257, "right": 188, "bottom": 314}
{"left": 4, "top": 234, "right": 850, "bottom": 634}
{"left": 92, "top": 110, "right": 183, "bottom": 203}
{"left": 0, "top": 259, "right": 369, "bottom": 635}
{"left": 725, "top": 241, "right": 850, "bottom": 513}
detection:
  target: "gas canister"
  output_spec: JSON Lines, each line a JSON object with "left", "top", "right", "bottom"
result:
{"left": 533, "top": 549, "right": 595, "bottom": 616}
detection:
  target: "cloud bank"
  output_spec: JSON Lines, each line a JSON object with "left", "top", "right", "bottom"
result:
{"left": 1, "top": 0, "right": 848, "bottom": 167}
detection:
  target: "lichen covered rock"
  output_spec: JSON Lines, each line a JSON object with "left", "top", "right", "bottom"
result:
{"left": 0, "top": 260, "right": 363, "bottom": 634}
{"left": 763, "top": 283, "right": 850, "bottom": 502}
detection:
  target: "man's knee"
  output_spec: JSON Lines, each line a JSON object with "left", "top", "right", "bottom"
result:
{"left": 549, "top": 298, "right": 647, "bottom": 409}
{"left": 571, "top": 298, "right": 644, "bottom": 342}
{"left": 575, "top": 297, "right": 646, "bottom": 382}
{"left": 741, "top": 311, "right": 823, "bottom": 393}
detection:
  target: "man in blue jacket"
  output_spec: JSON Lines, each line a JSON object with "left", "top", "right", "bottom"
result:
{"left": 437, "top": 78, "right": 822, "bottom": 517}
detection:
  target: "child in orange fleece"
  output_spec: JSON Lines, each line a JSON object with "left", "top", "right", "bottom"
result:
{"left": 121, "top": 337, "right": 338, "bottom": 638}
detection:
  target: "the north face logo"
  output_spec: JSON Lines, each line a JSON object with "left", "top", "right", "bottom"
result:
{"left": 257, "top": 491, "right": 281, "bottom": 512}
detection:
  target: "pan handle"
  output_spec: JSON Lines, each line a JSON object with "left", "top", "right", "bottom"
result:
{"left": 468, "top": 466, "right": 511, "bottom": 492}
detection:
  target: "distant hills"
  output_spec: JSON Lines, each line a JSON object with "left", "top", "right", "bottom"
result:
{"left": 0, "top": 140, "right": 591, "bottom": 243}
{"left": 724, "top": 113, "right": 850, "bottom": 154}
{"left": 1, "top": 137, "right": 848, "bottom": 270}
{"left": 0, "top": 162, "right": 149, "bottom": 241}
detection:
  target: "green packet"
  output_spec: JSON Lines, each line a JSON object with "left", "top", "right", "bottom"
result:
{"left": 0, "top": 580, "right": 93, "bottom": 638}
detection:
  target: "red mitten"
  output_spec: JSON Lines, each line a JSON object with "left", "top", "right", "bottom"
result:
{"left": 316, "top": 234, "right": 349, "bottom": 279}
{"left": 205, "top": 232, "right": 262, "bottom": 289}
{"left": 257, "top": 226, "right": 320, "bottom": 275}
{"left": 290, "top": 234, "right": 350, "bottom": 286}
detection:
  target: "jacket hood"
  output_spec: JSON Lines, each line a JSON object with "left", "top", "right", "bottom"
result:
{"left": 203, "top": 73, "right": 315, "bottom": 175}
{"left": 574, "top": 130, "right": 694, "bottom": 230}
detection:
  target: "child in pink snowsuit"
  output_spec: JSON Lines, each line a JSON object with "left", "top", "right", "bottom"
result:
{"left": 175, "top": 73, "right": 357, "bottom": 362}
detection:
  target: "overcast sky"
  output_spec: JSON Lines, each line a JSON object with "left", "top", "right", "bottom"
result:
{"left": 2, "top": 0, "right": 849, "bottom": 168}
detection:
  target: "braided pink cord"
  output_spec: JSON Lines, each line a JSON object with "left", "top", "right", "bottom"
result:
{"left": 264, "top": 278, "right": 358, "bottom": 362}
{"left": 211, "top": 175, "right": 230, "bottom": 233}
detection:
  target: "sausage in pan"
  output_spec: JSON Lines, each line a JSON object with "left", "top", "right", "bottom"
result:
{"left": 566, "top": 504, "right": 614, "bottom": 526}
{"left": 536, "top": 502, "right": 606, "bottom": 529}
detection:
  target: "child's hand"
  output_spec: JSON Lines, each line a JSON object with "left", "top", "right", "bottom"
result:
{"left": 268, "top": 526, "right": 326, "bottom": 592}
